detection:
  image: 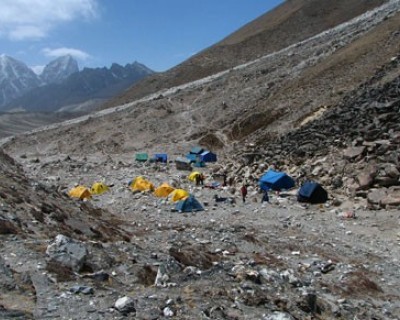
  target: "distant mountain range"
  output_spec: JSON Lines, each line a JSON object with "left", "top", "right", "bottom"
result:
{"left": 0, "top": 54, "right": 154, "bottom": 112}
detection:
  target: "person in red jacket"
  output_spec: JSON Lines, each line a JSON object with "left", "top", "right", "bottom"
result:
{"left": 240, "top": 184, "right": 248, "bottom": 203}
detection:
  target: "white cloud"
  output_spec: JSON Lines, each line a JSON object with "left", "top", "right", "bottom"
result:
{"left": 10, "top": 26, "right": 46, "bottom": 40}
{"left": 42, "top": 47, "right": 91, "bottom": 60}
{"left": 0, "top": 0, "right": 99, "bottom": 40}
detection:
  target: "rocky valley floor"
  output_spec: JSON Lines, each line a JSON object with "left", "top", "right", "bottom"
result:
{"left": 1, "top": 150, "right": 400, "bottom": 319}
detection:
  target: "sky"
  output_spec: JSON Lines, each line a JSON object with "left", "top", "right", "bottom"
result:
{"left": 0, "top": 0, "right": 284, "bottom": 73}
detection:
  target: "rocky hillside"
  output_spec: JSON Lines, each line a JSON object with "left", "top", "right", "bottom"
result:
{"left": 101, "top": 0, "right": 387, "bottom": 109}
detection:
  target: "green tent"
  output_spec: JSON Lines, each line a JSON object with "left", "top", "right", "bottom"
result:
{"left": 135, "top": 153, "right": 148, "bottom": 162}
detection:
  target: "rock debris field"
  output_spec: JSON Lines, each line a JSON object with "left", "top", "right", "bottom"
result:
{"left": 1, "top": 148, "right": 400, "bottom": 320}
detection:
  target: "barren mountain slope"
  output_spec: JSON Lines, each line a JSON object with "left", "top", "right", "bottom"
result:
{"left": 3, "top": 3, "right": 399, "bottom": 160}
{"left": 0, "top": 112, "right": 81, "bottom": 138}
{"left": 101, "top": 0, "right": 387, "bottom": 109}
{"left": 0, "top": 149, "right": 129, "bottom": 241}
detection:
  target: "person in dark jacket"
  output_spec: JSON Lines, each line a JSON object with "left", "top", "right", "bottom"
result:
{"left": 240, "top": 185, "right": 248, "bottom": 203}
{"left": 262, "top": 190, "right": 269, "bottom": 203}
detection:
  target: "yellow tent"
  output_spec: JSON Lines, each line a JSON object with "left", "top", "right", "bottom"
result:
{"left": 68, "top": 186, "right": 91, "bottom": 200}
{"left": 188, "top": 171, "right": 201, "bottom": 182}
{"left": 130, "top": 176, "right": 155, "bottom": 192}
{"left": 169, "top": 189, "right": 189, "bottom": 202}
{"left": 154, "top": 183, "right": 175, "bottom": 197}
{"left": 90, "top": 182, "right": 109, "bottom": 195}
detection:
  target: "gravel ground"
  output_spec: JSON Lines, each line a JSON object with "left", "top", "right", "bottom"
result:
{"left": 1, "top": 151, "right": 398, "bottom": 319}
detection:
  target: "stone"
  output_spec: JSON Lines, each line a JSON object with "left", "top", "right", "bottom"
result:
{"left": 356, "top": 166, "right": 377, "bottom": 190}
{"left": 115, "top": 296, "right": 136, "bottom": 315}
{"left": 263, "top": 311, "right": 294, "bottom": 320}
{"left": 382, "top": 163, "right": 400, "bottom": 179}
{"left": 154, "top": 264, "right": 169, "bottom": 287}
{"left": 367, "top": 189, "right": 387, "bottom": 205}
{"left": 381, "top": 193, "right": 400, "bottom": 207}
{"left": 46, "top": 234, "right": 88, "bottom": 272}
{"left": 374, "top": 176, "right": 399, "bottom": 187}
{"left": 69, "top": 285, "right": 94, "bottom": 295}
{"left": 163, "top": 306, "right": 174, "bottom": 317}
{"left": 343, "top": 146, "right": 366, "bottom": 161}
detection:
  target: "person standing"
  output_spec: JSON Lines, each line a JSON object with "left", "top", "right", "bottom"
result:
{"left": 262, "top": 190, "right": 269, "bottom": 203}
{"left": 199, "top": 173, "right": 205, "bottom": 185}
{"left": 241, "top": 184, "right": 248, "bottom": 203}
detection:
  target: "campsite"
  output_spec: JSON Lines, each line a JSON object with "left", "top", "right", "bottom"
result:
{"left": 1, "top": 1, "right": 400, "bottom": 319}
{"left": 0, "top": 145, "right": 397, "bottom": 319}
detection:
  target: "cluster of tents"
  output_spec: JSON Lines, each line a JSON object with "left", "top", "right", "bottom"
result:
{"left": 130, "top": 176, "right": 204, "bottom": 212}
{"left": 68, "top": 169, "right": 327, "bottom": 210}
{"left": 134, "top": 147, "right": 217, "bottom": 172}
{"left": 185, "top": 147, "right": 217, "bottom": 167}
{"left": 259, "top": 169, "right": 328, "bottom": 204}
{"left": 135, "top": 153, "right": 168, "bottom": 163}
{"left": 68, "top": 175, "right": 205, "bottom": 213}
{"left": 68, "top": 182, "right": 110, "bottom": 200}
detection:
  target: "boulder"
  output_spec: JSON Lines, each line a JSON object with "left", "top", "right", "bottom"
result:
{"left": 343, "top": 146, "right": 366, "bottom": 161}
{"left": 115, "top": 296, "right": 136, "bottom": 315}
{"left": 46, "top": 234, "right": 88, "bottom": 273}
{"left": 356, "top": 172, "right": 374, "bottom": 190}
{"left": 367, "top": 188, "right": 388, "bottom": 206}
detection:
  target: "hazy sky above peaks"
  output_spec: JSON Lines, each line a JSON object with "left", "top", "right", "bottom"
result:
{"left": 0, "top": 0, "right": 283, "bottom": 73}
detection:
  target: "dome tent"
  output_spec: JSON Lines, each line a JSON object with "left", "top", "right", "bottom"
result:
{"left": 130, "top": 176, "right": 155, "bottom": 192}
{"left": 90, "top": 182, "right": 109, "bottom": 195}
{"left": 68, "top": 186, "right": 91, "bottom": 200}
{"left": 154, "top": 183, "right": 175, "bottom": 197}
{"left": 169, "top": 189, "right": 189, "bottom": 202}
{"left": 297, "top": 181, "right": 328, "bottom": 203}
{"left": 175, "top": 195, "right": 204, "bottom": 212}
{"left": 259, "top": 170, "right": 295, "bottom": 191}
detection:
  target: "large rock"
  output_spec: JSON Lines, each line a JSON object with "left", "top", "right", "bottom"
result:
{"left": 381, "top": 163, "right": 400, "bottom": 179}
{"left": 367, "top": 188, "right": 388, "bottom": 206}
{"left": 46, "top": 234, "right": 88, "bottom": 272}
{"left": 343, "top": 146, "right": 366, "bottom": 161}
{"left": 374, "top": 175, "right": 399, "bottom": 187}
{"left": 380, "top": 187, "right": 400, "bottom": 207}
{"left": 169, "top": 244, "right": 219, "bottom": 270}
{"left": 356, "top": 165, "right": 377, "bottom": 190}
{"left": 115, "top": 296, "right": 136, "bottom": 315}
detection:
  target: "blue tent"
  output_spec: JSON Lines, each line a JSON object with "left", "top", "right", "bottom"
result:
{"left": 297, "top": 181, "right": 328, "bottom": 203}
{"left": 190, "top": 146, "right": 204, "bottom": 155}
{"left": 186, "top": 153, "right": 198, "bottom": 163}
{"left": 200, "top": 151, "right": 217, "bottom": 162}
{"left": 154, "top": 153, "right": 168, "bottom": 163}
{"left": 259, "top": 170, "right": 295, "bottom": 191}
{"left": 175, "top": 195, "right": 204, "bottom": 212}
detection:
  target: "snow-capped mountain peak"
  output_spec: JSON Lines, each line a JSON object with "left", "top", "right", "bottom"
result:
{"left": 40, "top": 55, "right": 79, "bottom": 84}
{"left": 0, "top": 55, "right": 42, "bottom": 107}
